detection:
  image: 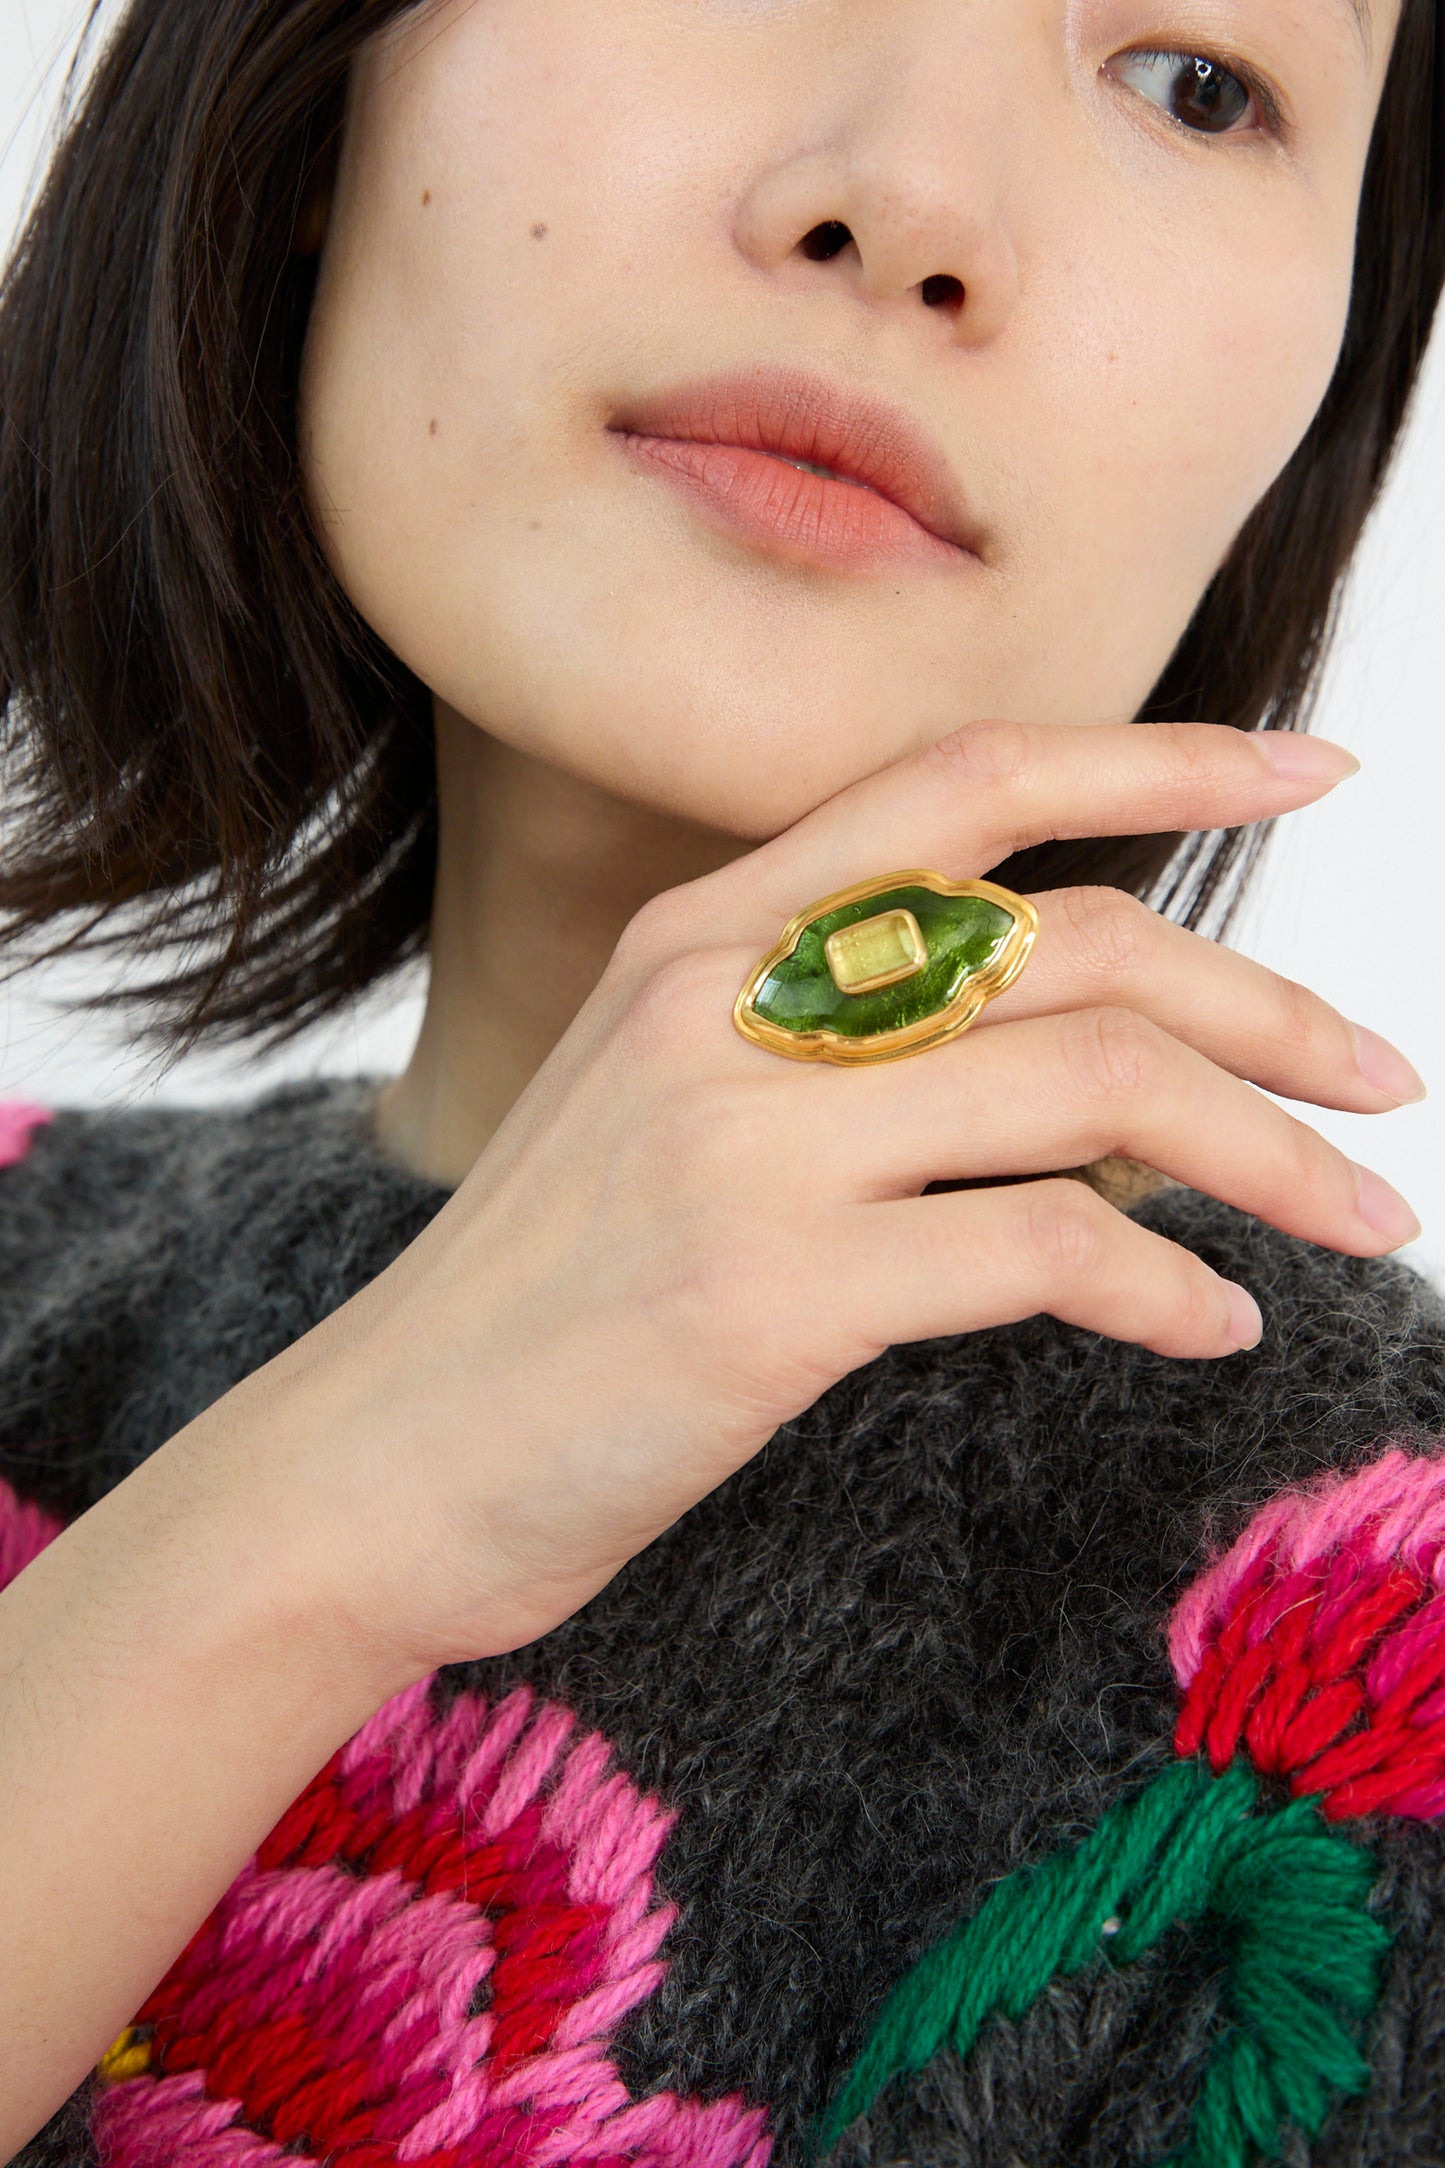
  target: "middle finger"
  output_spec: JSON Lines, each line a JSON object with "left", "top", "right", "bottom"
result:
{"left": 971, "top": 884, "right": 1425, "bottom": 1114}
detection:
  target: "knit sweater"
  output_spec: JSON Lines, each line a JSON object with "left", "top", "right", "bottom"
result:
{"left": 4, "top": 1079, "right": 1445, "bottom": 2168}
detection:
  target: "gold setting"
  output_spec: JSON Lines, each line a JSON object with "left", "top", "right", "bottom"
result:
{"left": 733, "top": 869, "right": 1039, "bottom": 1065}
{"left": 824, "top": 906, "right": 928, "bottom": 996}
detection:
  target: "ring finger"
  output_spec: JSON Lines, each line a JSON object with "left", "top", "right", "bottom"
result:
{"left": 813, "top": 1003, "right": 1421, "bottom": 1257}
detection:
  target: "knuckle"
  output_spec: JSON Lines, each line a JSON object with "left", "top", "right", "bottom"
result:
{"left": 1243, "top": 1107, "right": 1339, "bottom": 1229}
{"left": 620, "top": 946, "right": 727, "bottom": 1055}
{"left": 926, "top": 715, "right": 1033, "bottom": 787}
{"left": 1284, "top": 1108, "right": 1346, "bottom": 1207}
{"left": 1152, "top": 722, "right": 1217, "bottom": 789}
{"left": 1269, "top": 971, "right": 1327, "bottom": 1060}
{"left": 611, "top": 890, "right": 687, "bottom": 972}
{"left": 1171, "top": 1254, "right": 1231, "bottom": 1347}
{"left": 1022, "top": 1177, "right": 1110, "bottom": 1280}
{"left": 1063, "top": 1004, "right": 1162, "bottom": 1102}
{"left": 661, "top": 1073, "right": 757, "bottom": 1171}
{"left": 1055, "top": 885, "right": 1150, "bottom": 984}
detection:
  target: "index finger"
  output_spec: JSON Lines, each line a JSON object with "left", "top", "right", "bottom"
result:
{"left": 705, "top": 718, "right": 1357, "bottom": 941}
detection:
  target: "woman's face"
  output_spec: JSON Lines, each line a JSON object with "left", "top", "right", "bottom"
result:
{"left": 300, "top": 0, "right": 1398, "bottom": 836}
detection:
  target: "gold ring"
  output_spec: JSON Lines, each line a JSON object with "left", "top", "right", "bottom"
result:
{"left": 733, "top": 869, "right": 1039, "bottom": 1064}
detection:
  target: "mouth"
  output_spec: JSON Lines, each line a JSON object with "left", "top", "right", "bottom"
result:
{"left": 607, "top": 365, "right": 983, "bottom": 573}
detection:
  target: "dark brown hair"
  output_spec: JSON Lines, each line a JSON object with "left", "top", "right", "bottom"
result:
{"left": 0, "top": 0, "right": 1440, "bottom": 1048}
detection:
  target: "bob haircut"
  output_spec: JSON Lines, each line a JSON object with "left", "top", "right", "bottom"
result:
{"left": 0, "top": 0, "right": 1442, "bottom": 1049}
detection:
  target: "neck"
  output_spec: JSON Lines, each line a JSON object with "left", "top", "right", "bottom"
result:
{"left": 374, "top": 704, "right": 749, "bottom": 1187}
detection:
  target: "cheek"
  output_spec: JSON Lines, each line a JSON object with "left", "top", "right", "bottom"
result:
{"left": 298, "top": 5, "right": 639, "bottom": 631}
{"left": 1002, "top": 186, "right": 1356, "bottom": 715}
{"left": 1156, "top": 277, "right": 1345, "bottom": 529}
{"left": 1062, "top": 204, "right": 1353, "bottom": 589}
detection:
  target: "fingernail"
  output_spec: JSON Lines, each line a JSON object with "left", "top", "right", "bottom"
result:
{"left": 1254, "top": 733, "right": 1361, "bottom": 782}
{"left": 1349, "top": 1022, "right": 1428, "bottom": 1104}
{"left": 1221, "top": 1279, "right": 1264, "bottom": 1349}
{"left": 1353, "top": 1163, "right": 1422, "bottom": 1246}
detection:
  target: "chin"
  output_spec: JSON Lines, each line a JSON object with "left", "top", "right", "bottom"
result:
{"left": 555, "top": 719, "right": 869, "bottom": 838}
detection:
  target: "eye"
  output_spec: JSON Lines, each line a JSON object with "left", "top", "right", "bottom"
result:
{"left": 1109, "top": 50, "right": 1260, "bottom": 135}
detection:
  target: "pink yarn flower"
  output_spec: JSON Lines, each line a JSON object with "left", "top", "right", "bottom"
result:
{"left": 93, "top": 1675, "right": 774, "bottom": 2168}
{"left": 0, "top": 1106, "right": 68, "bottom": 1596}
{"left": 0, "top": 1100, "right": 52, "bottom": 1167}
{"left": 0, "top": 1477, "right": 64, "bottom": 1588}
{"left": 1170, "top": 1445, "right": 1445, "bottom": 1820}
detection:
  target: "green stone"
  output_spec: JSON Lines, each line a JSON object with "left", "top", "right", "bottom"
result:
{"left": 751, "top": 885, "right": 1017, "bottom": 1040}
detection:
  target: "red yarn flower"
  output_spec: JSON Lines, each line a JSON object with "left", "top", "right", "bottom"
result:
{"left": 90, "top": 1675, "right": 774, "bottom": 2167}
{"left": 1170, "top": 1447, "right": 1445, "bottom": 1821}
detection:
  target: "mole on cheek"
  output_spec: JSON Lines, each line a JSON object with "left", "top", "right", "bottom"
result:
{"left": 531, "top": 223, "right": 548, "bottom": 240}
{"left": 429, "top": 419, "right": 439, "bottom": 437}
{"left": 421, "top": 189, "right": 432, "bottom": 206}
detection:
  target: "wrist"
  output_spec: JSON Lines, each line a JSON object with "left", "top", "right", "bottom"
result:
{"left": 124, "top": 1384, "right": 435, "bottom": 1723}
{"left": 0, "top": 1387, "right": 425, "bottom": 2148}
{"left": 198, "top": 1279, "right": 607, "bottom": 1682}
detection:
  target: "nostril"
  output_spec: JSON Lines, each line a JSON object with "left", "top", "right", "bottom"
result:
{"left": 920, "top": 273, "right": 965, "bottom": 311}
{"left": 800, "top": 221, "right": 852, "bottom": 262}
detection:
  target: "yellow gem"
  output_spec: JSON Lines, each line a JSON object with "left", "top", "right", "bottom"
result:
{"left": 824, "top": 907, "right": 928, "bottom": 996}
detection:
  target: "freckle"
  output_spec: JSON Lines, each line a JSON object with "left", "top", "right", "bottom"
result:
{"left": 421, "top": 189, "right": 432, "bottom": 206}
{"left": 529, "top": 519, "right": 542, "bottom": 530}
{"left": 531, "top": 222, "right": 548, "bottom": 240}
{"left": 429, "top": 418, "right": 439, "bottom": 437}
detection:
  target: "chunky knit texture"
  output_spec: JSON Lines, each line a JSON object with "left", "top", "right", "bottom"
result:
{"left": 814, "top": 1445, "right": 1445, "bottom": 2167}
{"left": 4, "top": 1080, "right": 1445, "bottom": 2166}
{"left": 818, "top": 1758, "right": 1387, "bottom": 2168}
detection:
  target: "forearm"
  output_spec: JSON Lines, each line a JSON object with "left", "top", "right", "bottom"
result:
{"left": 0, "top": 1398, "right": 414, "bottom": 2158}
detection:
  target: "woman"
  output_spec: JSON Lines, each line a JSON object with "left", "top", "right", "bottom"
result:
{"left": 0, "top": 0, "right": 1442, "bottom": 2159}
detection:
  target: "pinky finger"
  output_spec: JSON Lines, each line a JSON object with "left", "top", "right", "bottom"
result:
{"left": 842, "top": 1179, "right": 1263, "bottom": 1361}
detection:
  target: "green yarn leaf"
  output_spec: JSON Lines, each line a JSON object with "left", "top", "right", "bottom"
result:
{"left": 806, "top": 1759, "right": 1389, "bottom": 2168}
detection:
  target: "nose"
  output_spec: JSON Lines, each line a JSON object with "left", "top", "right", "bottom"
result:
{"left": 731, "top": 17, "right": 1024, "bottom": 349}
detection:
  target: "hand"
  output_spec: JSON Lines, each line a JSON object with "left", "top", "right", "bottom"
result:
{"left": 239, "top": 719, "right": 1421, "bottom": 1681}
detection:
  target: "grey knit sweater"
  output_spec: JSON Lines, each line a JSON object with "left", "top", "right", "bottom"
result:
{"left": 4, "top": 1079, "right": 1445, "bottom": 2168}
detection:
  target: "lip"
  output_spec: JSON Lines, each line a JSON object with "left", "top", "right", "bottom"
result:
{"left": 607, "top": 365, "right": 982, "bottom": 573}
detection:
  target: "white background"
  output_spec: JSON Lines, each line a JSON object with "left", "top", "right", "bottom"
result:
{"left": 2, "top": 0, "right": 1443, "bottom": 1285}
